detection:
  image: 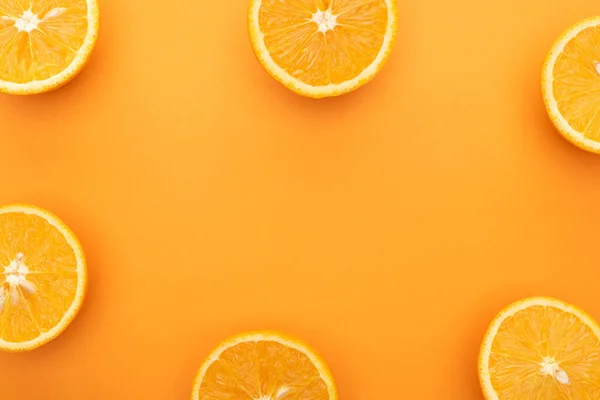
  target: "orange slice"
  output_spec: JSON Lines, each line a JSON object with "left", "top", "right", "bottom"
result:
{"left": 542, "top": 17, "right": 600, "bottom": 153}
{"left": 0, "top": 0, "right": 99, "bottom": 95}
{"left": 0, "top": 204, "right": 86, "bottom": 352}
{"left": 248, "top": 0, "right": 397, "bottom": 98}
{"left": 479, "top": 297, "right": 600, "bottom": 400}
{"left": 191, "top": 331, "right": 338, "bottom": 400}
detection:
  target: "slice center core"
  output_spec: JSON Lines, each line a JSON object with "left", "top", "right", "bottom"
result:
{"left": 13, "top": 10, "right": 41, "bottom": 33}
{"left": 255, "top": 386, "right": 290, "bottom": 400}
{"left": 1, "top": 252, "right": 37, "bottom": 311}
{"left": 539, "top": 357, "right": 570, "bottom": 384}
{"left": 312, "top": 9, "right": 338, "bottom": 33}
{"left": 2, "top": 8, "right": 67, "bottom": 33}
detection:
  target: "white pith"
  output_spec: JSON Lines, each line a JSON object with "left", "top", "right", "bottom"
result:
{"left": 256, "top": 388, "right": 289, "bottom": 400}
{"left": 13, "top": 9, "right": 40, "bottom": 32}
{"left": 312, "top": 9, "right": 338, "bottom": 33}
{"left": 2, "top": 7, "right": 67, "bottom": 33}
{"left": 254, "top": 386, "right": 291, "bottom": 400}
{"left": 539, "top": 356, "right": 569, "bottom": 385}
{"left": 0, "top": 253, "right": 37, "bottom": 313}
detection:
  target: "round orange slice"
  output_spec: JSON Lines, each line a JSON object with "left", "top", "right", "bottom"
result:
{"left": 0, "top": 0, "right": 99, "bottom": 95}
{"left": 191, "top": 331, "right": 338, "bottom": 400}
{"left": 542, "top": 17, "right": 600, "bottom": 153}
{"left": 248, "top": 0, "right": 398, "bottom": 98}
{"left": 0, "top": 204, "right": 87, "bottom": 352}
{"left": 479, "top": 297, "right": 600, "bottom": 399}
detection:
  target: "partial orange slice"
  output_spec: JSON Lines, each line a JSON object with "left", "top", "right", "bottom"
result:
{"left": 248, "top": 0, "right": 397, "bottom": 98}
{"left": 542, "top": 17, "right": 600, "bottom": 153}
{"left": 0, "top": 0, "right": 99, "bottom": 95}
{"left": 191, "top": 331, "right": 338, "bottom": 400}
{"left": 0, "top": 204, "right": 86, "bottom": 352}
{"left": 479, "top": 297, "right": 600, "bottom": 400}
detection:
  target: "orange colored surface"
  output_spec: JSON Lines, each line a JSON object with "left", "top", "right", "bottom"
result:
{"left": 1, "top": 0, "right": 600, "bottom": 398}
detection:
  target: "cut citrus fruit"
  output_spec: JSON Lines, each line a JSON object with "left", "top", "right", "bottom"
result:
{"left": 542, "top": 17, "right": 600, "bottom": 153}
{"left": 248, "top": 0, "right": 397, "bottom": 98}
{"left": 0, "top": 204, "right": 86, "bottom": 352}
{"left": 0, "top": 0, "right": 99, "bottom": 95}
{"left": 479, "top": 297, "right": 600, "bottom": 400}
{"left": 191, "top": 331, "right": 338, "bottom": 400}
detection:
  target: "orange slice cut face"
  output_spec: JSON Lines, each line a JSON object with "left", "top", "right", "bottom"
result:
{"left": 479, "top": 297, "right": 600, "bottom": 399}
{"left": 0, "top": 0, "right": 99, "bottom": 94}
{"left": 0, "top": 204, "right": 86, "bottom": 352}
{"left": 192, "top": 332, "right": 338, "bottom": 400}
{"left": 248, "top": 0, "right": 397, "bottom": 98}
{"left": 542, "top": 17, "right": 600, "bottom": 153}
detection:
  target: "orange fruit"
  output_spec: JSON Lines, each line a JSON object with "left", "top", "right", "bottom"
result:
{"left": 0, "top": 204, "right": 87, "bottom": 352}
{"left": 191, "top": 331, "right": 338, "bottom": 400}
{"left": 248, "top": 0, "right": 398, "bottom": 98}
{"left": 0, "top": 0, "right": 99, "bottom": 95}
{"left": 542, "top": 17, "right": 600, "bottom": 153}
{"left": 479, "top": 297, "right": 600, "bottom": 400}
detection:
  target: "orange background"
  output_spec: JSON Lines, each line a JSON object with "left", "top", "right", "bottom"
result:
{"left": 1, "top": 0, "right": 600, "bottom": 398}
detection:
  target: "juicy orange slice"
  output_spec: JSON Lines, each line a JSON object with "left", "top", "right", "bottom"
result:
{"left": 248, "top": 0, "right": 397, "bottom": 98}
{"left": 479, "top": 297, "right": 600, "bottom": 400}
{"left": 0, "top": 204, "right": 86, "bottom": 352}
{"left": 542, "top": 17, "right": 600, "bottom": 153}
{"left": 191, "top": 331, "right": 338, "bottom": 400}
{"left": 0, "top": 0, "right": 99, "bottom": 95}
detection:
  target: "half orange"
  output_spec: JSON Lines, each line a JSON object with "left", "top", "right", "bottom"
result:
{"left": 192, "top": 331, "right": 338, "bottom": 400}
{"left": 0, "top": 204, "right": 87, "bottom": 352}
{"left": 248, "top": 0, "right": 398, "bottom": 98}
{"left": 542, "top": 17, "right": 600, "bottom": 153}
{"left": 479, "top": 297, "right": 600, "bottom": 399}
{"left": 0, "top": 0, "right": 99, "bottom": 94}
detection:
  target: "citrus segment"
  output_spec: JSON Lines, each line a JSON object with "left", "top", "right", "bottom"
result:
{"left": 192, "top": 332, "right": 338, "bottom": 400}
{"left": 0, "top": 0, "right": 99, "bottom": 94}
{"left": 542, "top": 17, "right": 600, "bottom": 153}
{"left": 0, "top": 204, "right": 86, "bottom": 352}
{"left": 249, "top": 0, "right": 397, "bottom": 98}
{"left": 479, "top": 297, "right": 600, "bottom": 400}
